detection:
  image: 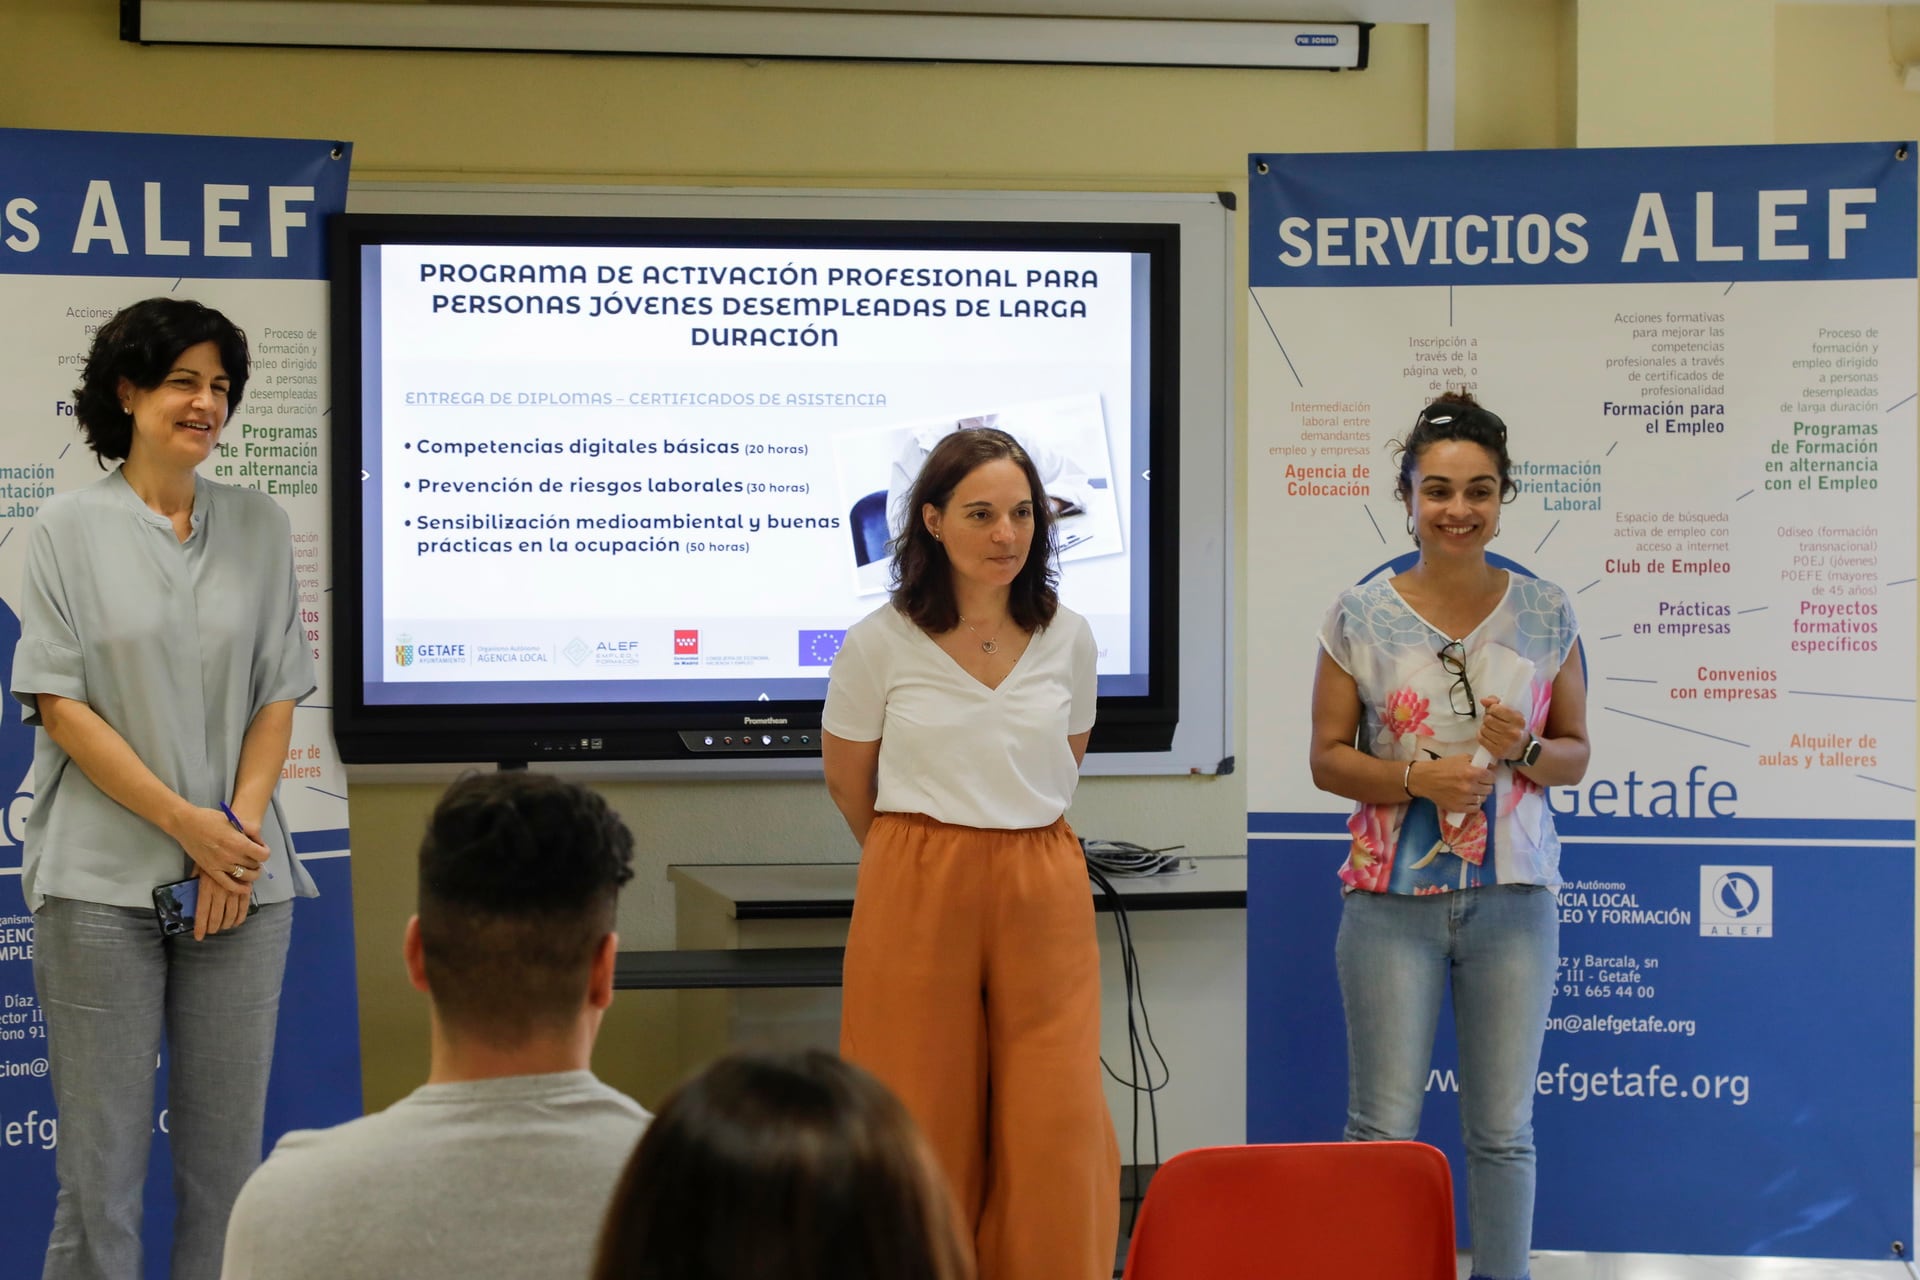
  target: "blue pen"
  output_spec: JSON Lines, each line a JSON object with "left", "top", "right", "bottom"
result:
{"left": 220, "top": 802, "right": 273, "bottom": 880}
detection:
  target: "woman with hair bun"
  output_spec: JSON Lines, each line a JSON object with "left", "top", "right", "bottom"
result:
{"left": 1307, "top": 391, "right": 1590, "bottom": 1280}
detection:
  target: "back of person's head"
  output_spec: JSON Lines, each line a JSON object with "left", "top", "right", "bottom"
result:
{"left": 592, "top": 1049, "right": 972, "bottom": 1280}
{"left": 416, "top": 771, "right": 635, "bottom": 1043}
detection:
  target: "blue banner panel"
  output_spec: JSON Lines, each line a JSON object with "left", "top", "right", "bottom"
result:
{"left": 0, "top": 129, "right": 349, "bottom": 280}
{"left": 1244, "top": 138, "right": 1916, "bottom": 1264}
{"left": 0, "top": 858, "right": 361, "bottom": 1270}
{"left": 1249, "top": 143, "right": 1917, "bottom": 287}
{"left": 1248, "top": 833, "right": 1915, "bottom": 1260}
{"left": 0, "top": 126, "right": 356, "bottom": 1278}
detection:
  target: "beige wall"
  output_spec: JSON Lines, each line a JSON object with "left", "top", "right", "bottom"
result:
{"left": 7, "top": 0, "right": 1918, "bottom": 1115}
{"left": 1777, "top": 4, "right": 1920, "bottom": 141}
{"left": 1574, "top": 0, "right": 1776, "bottom": 147}
{"left": 1456, "top": 0, "right": 1567, "bottom": 151}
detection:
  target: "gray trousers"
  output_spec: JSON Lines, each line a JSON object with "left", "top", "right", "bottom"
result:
{"left": 33, "top": 896, "right": 292, "bottom": 1280}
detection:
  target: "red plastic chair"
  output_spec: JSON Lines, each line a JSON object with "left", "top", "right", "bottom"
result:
{"left": 1119, "top": 1141, "right": 1456, "bottom": 1280}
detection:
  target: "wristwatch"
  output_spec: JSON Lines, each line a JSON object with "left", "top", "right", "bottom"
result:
{"left": 1511, "top": 736, "right": 1544, "bottom": 768}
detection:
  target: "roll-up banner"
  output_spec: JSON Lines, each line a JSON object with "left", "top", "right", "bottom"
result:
{"left": 0, "top": 128, "right": 357, "bottom": 1275}
{"left": 1245, "top": 143, "right": 1915, "bottom": 1259}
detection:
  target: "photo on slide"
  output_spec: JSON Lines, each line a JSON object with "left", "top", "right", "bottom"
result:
{"left": 831, "top": 392, "right": 1125, "bottom": 597}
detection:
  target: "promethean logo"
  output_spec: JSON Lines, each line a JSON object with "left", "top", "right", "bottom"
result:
{"left": 744, "top": 716, "right": 789, "bottom": 726}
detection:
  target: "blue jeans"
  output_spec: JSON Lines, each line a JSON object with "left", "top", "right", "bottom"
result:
{"left": 34, "top": 896, "right": 292, "bottom": 1280}
{"left": 1336, "top": 885, "right": 1557, "bottom": 1280}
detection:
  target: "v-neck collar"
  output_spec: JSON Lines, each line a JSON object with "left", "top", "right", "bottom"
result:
{"left": 913, "top": 617, "right": 1032, "bottom": 694}
{"left": 1384, "top": 569, "right": 1513, "bottom": 644}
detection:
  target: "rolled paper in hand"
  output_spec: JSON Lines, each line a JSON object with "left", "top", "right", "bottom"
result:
{"left": 1442, "top": 649, "right": 1537, "bottom": 825}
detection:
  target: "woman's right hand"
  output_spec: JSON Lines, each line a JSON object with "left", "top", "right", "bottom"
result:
{"left": 195, "top": 869, "right": 252, "bottom": 937}
{"left": 1406, "top": 753, "right": 1494, "bottom": 816}
{"left": 170, "top": 806, "right": 267, "bottom": 897}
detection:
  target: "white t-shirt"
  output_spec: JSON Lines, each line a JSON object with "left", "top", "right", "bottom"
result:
{"left": 823, "top": 602, "right": 1097, "bottom": 830}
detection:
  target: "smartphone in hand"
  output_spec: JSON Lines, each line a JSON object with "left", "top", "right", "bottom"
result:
{"left": 151, "top": 876, "right": 199, "bottom": 937}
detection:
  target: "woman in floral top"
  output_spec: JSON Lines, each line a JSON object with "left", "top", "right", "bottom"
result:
{"left": 1308, "top": 392, "right": 1589, "bottom": 1280}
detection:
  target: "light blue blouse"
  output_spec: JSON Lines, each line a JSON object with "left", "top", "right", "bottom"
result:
{"left": 11, "top": 470, "right": 318, "bottom": 911}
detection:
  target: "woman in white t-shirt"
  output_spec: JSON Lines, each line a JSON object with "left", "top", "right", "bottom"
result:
{"left": 823, "top": 427, "right": 1117, "bottom": 1280}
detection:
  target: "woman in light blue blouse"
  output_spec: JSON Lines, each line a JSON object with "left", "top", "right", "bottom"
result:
{"left": 1308, "top": 392, "right": 1590, "bottom": 1280}
{"left": 14, "top": 298, "right": 315, "bottom": 1280}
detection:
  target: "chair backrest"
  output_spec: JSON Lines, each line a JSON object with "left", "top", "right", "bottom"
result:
{"left": 1120, "top": 1141, "right": 1455, "bottom": 1280}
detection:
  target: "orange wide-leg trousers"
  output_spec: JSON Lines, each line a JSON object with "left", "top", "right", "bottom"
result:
{"left": 841, "top": 812, "right": 1120, "bottom": 1280}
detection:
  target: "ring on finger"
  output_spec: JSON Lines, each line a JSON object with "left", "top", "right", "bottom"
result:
{"left": 228, "top": 866, "right": 247, "bottom": 880}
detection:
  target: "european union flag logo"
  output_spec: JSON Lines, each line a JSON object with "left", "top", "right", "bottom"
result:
{"left": 798, "top": 630, "right": 847, "bottom": 666}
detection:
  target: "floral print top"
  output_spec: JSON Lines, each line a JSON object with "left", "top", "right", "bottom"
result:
{"left": 1318, "top": 572, "right": 1578, "bottom": 895}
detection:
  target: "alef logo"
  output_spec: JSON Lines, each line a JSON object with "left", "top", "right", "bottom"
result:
{"left": 1700, "top": 865, "right": 1772, "bottom": 938}
{"left": 674, "top": 630, "right": 700, "bottom": 665}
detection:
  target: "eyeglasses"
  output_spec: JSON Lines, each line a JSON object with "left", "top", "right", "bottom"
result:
{"left": 1437, "top": 640, "right": 1477, "bottom": 719}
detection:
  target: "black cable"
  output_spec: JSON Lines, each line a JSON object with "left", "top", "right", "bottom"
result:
{"left": 1083, "top": 863, "right": 1135, "bottom": 1217}
{"left": 1085, "top": 860, "right": 1172, "bottom": 1238}
{"left": 1095, "top": 865, "right": 1146, "bottom": 1224}
{"left": 1114, "top": 877, "right": 1169, "bottom": 1173}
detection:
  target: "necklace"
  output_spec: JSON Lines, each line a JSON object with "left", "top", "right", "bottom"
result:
{"left": 960, "top": 615, "right": 1004, "bottom": 655}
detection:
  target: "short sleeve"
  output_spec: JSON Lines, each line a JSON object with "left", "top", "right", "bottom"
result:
{"left": 1317, "top": 591, "right": 1359, "bottom": 677}
{"left": 12, "top": 518, "right": 87, "bottom": 725}
{"left": 1067, "top": 615, "right": 1097, "bottom": 736}
{"left": 1551, "top": 584, "right": 1580, "bottom": 671}
{"left": 821, "top": 619, "right": 887, "bottom": 742}
{"left": 260, "top": 528, "right": 316, "bottom": 709}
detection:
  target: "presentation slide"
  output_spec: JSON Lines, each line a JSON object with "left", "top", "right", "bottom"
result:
{"left": 358, "top": 240, "right": 1154, "bottom": 706}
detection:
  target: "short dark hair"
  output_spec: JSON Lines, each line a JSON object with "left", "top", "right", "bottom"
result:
{"left": 416, "top": 772, "right": 635, "bottom": 1042}
{"left": 890, "top": 426, "right": 1059, "bottom": 634}
{"left": 1390, "top": 390, "right": 1519, "bottom": 505}
{"left": 72, "top": 298, "right": 251, "bottom": 464}
{"left": 592, "top": 1049, "right": 971, "bottom": 1280}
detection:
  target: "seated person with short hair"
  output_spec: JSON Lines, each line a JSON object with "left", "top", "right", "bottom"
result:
{"left": 221, "top": 771, "right": 650, "bottom": 1280}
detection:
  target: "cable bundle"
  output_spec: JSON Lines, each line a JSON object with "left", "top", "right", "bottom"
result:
{"left": 1080, "top": 838, "right": 1190, "bottom": 878}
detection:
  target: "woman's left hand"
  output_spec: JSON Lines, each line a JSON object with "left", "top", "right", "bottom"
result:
{"left": 195, "top": 868, "right": 251, "bottom": 940}
{"left": 1478, "top": 695, "right": 1531, "bottom": 763}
